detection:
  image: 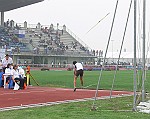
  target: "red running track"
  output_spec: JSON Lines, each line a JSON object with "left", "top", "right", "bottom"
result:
{"left": 0, "top": 86, "right": 133, "bottom": 108}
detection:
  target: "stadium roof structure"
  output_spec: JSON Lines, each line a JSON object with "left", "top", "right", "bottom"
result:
{"left": 0, "top": 0, "right": 44, "bottom": 12}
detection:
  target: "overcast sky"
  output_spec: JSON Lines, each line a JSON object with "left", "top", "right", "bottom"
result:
{"left": 4, "top": 0, "right": 150, "bottom": 53}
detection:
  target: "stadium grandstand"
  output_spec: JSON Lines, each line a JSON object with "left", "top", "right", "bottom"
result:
{"left": 0, "top": 0, "right": 97, "bottom": 68}
{"left": 1, "top": 0, "right": 146, "bottom": 70}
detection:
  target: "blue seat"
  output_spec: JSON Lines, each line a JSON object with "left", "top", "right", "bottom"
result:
{"left": 0, "top": 72, "right": 4, "bottom": 87}
{"left": 8, "top": 76, "right": 14, "bottom": 89}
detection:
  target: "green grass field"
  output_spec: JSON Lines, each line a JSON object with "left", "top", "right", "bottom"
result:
{"left": 30, "top": 70, "right": 150, "bottom": 91}
{"left": 0, "top": 70, "right": 150, "bottom": 119}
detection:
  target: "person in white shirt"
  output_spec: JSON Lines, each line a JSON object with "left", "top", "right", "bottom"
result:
{"left": 5, "top": 63, "right": 13, "bottom": 74}
{"left": 18, "top": 66, "right": 26, "bottom": 78}
{"left": 73, "top": 61, "right": 84, "bottom": 92}
{"left": 11, "top": 64, "right": 25, "bottom": 89}
{"left": 2, "top": 54, "right": 13, "bottom": 73}
{"left": 4, "top": 63, "right": 13, "bottom": 85}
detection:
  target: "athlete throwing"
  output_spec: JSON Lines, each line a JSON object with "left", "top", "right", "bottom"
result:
{"left": 73, "top": 61, "right": 84, "bottom": 92}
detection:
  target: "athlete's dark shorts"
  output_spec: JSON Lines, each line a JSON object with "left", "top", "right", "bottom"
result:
{"left": 75, "top": 69, "right": 83, "bottom": 77}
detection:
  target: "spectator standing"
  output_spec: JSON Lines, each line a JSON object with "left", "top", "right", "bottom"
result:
{"left": 2, "top": 54, "right": 13, "bottom": 73}
{"left": 51, "top": 61, "right": 54, "bottom": 67}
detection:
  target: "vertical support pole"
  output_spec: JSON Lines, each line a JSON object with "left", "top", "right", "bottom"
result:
{"left": 111, "top": 40, "right": 114, "bottom": 62}
{"left": 1, "top": 11, "right": 4, "bottom": 26}
{"left": 142, "top": 0, "right": 146, "bottom": 102}
{"left": 26, "top": 65, "right": 31, "bottom": 86}
{"left": 133, "top": 0, "right": 137, "bottom": 111}
{"left": 26, "top": 73, "right": 30, "bottom": 86}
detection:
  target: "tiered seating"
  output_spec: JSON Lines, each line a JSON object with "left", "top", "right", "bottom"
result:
{"left": 0, "top": 27, "right": 10, "bottom": 47}
{"left": 1, "top": 23, "right": 93, "bottom": 56}
{"left": 59, "top": 30, "right": 91, "bottom": 56}
{"left": 0, "top": 26, "right": 29, "bottom": 52}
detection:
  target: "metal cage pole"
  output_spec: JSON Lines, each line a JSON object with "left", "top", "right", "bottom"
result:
{"left": 142, "top": 0, "right": 146, "bottom": 102}
{"left": 91, "top": 0, "right": 119, "bottom": 110}
{"left": 133, "top": 0, "right": 137, "bottom": 111}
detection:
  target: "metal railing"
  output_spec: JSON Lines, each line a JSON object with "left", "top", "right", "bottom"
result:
{"left": 65, "top": 27, "right": 92, "bottom": 51}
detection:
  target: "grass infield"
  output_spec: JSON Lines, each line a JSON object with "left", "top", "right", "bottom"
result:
{"left": 30, "top": 70, "right": 150, "bottom": 91}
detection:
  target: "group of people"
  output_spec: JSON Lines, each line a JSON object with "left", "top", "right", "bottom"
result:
{"left": 0, "top": 54, "right": 84, "bottom": 91}
{"left": 0, "top": 54, "right": 27, "bottom": 89}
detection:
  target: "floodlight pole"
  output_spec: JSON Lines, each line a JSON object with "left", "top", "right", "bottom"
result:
{"left": 142, "top": 0, "right": 146, "bottom": 102}
{"left": 111, "top": 40, "right": 114, "bottom": 62}
{"left": 133, "top": 0, "right": 137, "bottom": 111}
